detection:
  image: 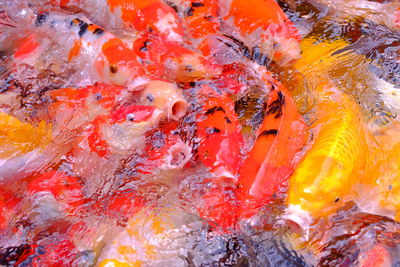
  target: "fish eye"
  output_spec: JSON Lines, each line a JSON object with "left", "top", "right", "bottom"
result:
{"left": 109, "top": 65, "right": 118, "bottom": 74}
{"left": 126, "top": 113, "right": 135, "bottom": 122}
{"left": 95, "top": 93, "right": 102, "bottom": 101}
{"left": 146, "top": 94, "right": 154, "bottom": 103}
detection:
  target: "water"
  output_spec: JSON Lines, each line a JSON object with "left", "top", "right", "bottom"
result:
{"left": 1, "top": 0, "right": 400, "bottom": 266}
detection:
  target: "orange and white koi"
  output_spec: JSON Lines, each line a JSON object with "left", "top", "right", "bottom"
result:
{"left": 47, "top": 83, "right": 164, "bottom": 158}
{"left": 87, "top": 104, "right": 162, "bottom": 157}
{"left": 47, "top": 83, "right": 128, "bottom": 132}
{"left": 12, "top": 12, "right": 146, "bottom": 90}
{"left": 236, "top": 71, "right": 307, "bottom": 219}
{"left": 45, "top": 0, "right": 185, "bottom": 42}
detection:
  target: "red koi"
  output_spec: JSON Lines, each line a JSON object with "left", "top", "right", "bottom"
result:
{"left": 142, "top": 121, "right": 192, "bottom": 173}
{"left": 195, "top": 84, "right": 244, "bottom": 229}
{"left": 236, "top": 73, "right": 307, "bottom": 218}
{"left": 27, "top": 171, "right": 84, "bottom": 216}
{"left": 133, "top": 31, "right": 221, "bottom": 82}
{"left": 0, "top": 188, "right": 21, "bottom": 229}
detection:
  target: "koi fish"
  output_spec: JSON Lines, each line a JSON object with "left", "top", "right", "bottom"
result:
{"left": 47, "top": 83, "right": 128, "bottom": 132}
{"left": 170, "top": 0, "right": 300, "bottom": 66}
{"left": 236, "top": 71, "right": 307, "bottom": 219}
{"left": 194, "top": 84, "right": 244, "bottom": 229}
{"left": 46, "top": 0, "right": 185, "bottom": 42}
{"left": 285, "top": 83, "right": 369, "bottom": 231}
{"left": 97, "top": 209, "right": 191, "bottom": 266}
{"left": 144, "top": 120, "right": 192, "bottom": 172}
{"left": 0, "top": 112, "right": 56, "bottom": 184}
{"left": 362, "top": 139, "right": 400, "bottom": 222}
{"left": 133, "top": 31, "right": 221, "bottom": 82}
{"left": 12, "top": 12, "right": 146, "bottom": 90}
{"left": 43, "top": 0, "right": 220, "bottom": 82}
{"left": 0, "top": 188, "right": 21, "bottom": 229}
{"left": 47, "top": 82, "right": 167, "bottom": 157}
{"left": 224, "top": 0, "right": 301, "bottom": 67}
{"left": 0, "top": 111, "right": 52, "bottom": 159}
{"left": 27, "top": 171, "right": 84, "bottom": 216}
{"left": 87, "top": 104, "right": 162, "bottom": 157}
{"left": 171, "top": 0, "right": 220, "bottom": 40}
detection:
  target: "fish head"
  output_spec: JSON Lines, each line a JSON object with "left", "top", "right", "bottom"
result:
{"left": 96, "top": 38, "right": 147, "bottom": 90}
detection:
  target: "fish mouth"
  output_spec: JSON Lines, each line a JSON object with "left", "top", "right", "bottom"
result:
{"left": 283, "top": 204, "right": 313, "bottom": 239}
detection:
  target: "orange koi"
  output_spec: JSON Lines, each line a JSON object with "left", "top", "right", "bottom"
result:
{"left": 224, "top": 0, "right": 301, "bottom": 66}
{"left": 196, "top": 84, "right": 244, "bottom": 177}
{"left": 195, "top": 84, "right": 244, "bottom": 229}
{"left": 178, "top": 0, "right": 300, "bottom": 66}
{"left": 46, "top": 1, "right": 220, "bottom": 82}
{"left": 107, "top": 0, "right": 185, "bottom": 42}
{"left": 179, "top": 0, "right": 220, "bottom": 39}
{"left": 236, "top": 74, "right": 307, "bottom": 219}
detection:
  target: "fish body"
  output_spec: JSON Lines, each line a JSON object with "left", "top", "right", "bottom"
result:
{"left": 42, "top": 0, "right": 220, "bottom": 82}
{"left": 0, "top": 188, "right": 21, "bottom": 229}
{"left": 236, "top": 72, "right": 307, "bottom": 219}
{"left": 27, "top": 171, "right": 84, "bottom": 216}
{"left": 170, "top": 0, "right": 301, "bottom": 66}
{"left": 223, "top": 0, "right": 301, "bottom": 66}
{"left": 285, "top": 83, "right": 369, "bottom": 230}
{"left": 11, "top": 12, "right": 146, "bottom": 89}
{"left": 194, "top": 84, "right": 244, "bottom": 229}
{"left": 133, "top": 32, "right": 221, "bottom": 82}
{"left": 49, "top": 0, "right": 186, "bottom": 43}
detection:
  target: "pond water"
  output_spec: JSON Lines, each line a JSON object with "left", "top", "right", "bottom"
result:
{"left": 0, "top": 0, "right": 400, "bottom": 266}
